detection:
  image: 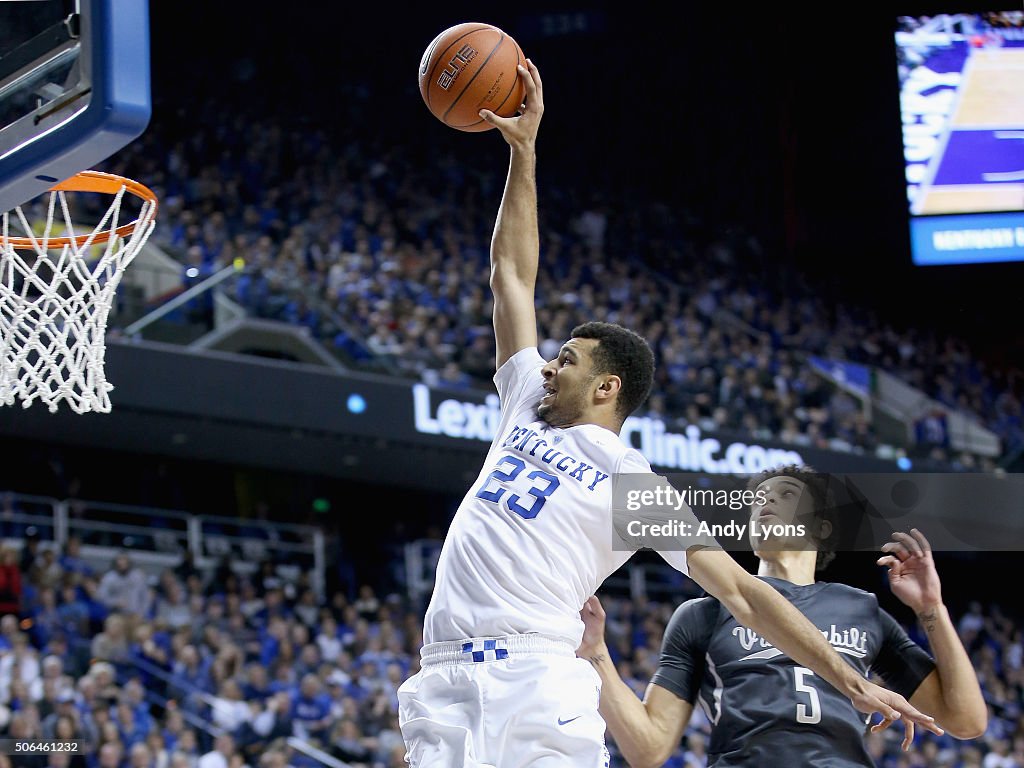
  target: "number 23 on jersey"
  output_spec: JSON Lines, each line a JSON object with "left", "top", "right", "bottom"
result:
{"left": 475, "top": 455, "right": 561, "bottom": 519}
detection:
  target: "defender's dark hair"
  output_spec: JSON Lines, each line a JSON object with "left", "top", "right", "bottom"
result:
{"left": 571, "top": 322, "right": 655, "bottom": 421}
{"left": 746, "top": 464, "right": 838, "bottom": 571}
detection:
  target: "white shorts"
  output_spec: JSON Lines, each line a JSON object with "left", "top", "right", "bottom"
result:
{"left": 398, "top": 634, "right": 611, "bottom": 768}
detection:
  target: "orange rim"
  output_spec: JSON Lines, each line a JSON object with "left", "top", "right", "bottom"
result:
{"left": 4, "top": 170, "right": 159, "bottom": 250}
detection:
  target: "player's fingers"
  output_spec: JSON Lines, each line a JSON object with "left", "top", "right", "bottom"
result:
{"left": 526, "top": 58, "right": 543, "bottom": 94}
{"left": 893, "top": 531, "right": 924, "bottom": 558}
{"left": 478, "top": 109, "right": 516, "bottom": 130}
{"left": 518, "top": 64, "right": 538, "bottom": 102}
{"left": 876, "top": 555, "right": 899, "bottom": 568}
{"left": 881, "top": 541, "right": 910, "bottom": 560}
{"left": 910, "top": 527, "right": 932, "bottom": 554}
{"left": 870, "top": 716, "right": 894, "bottom": 734}
{"left": 901, "top": 719, "right": 915, "bottom": 751}
{"left": 891, "top": 699, "right": 943, "bottom": 736}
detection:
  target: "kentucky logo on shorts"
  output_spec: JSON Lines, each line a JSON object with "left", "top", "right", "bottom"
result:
{"left": 461, "top": 639, "right": 509, "bottom": 662}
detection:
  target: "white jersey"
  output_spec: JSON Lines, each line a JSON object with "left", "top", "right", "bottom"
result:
{"left": 422, "top": 347, "right": 689, "bottom": 648}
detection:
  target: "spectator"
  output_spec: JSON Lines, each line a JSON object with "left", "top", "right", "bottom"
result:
{"left": 52, "top": 712, "right": 88, "bottom": 768}
{"left": 11, "top": 710, "right": 48, "bottom": 766}
{"left": 0, "top": 546, "right": 21, "bottom": 618}
{"left": 97, "top": 554, "right": 150, "bottom": 618}
{"left": 915, "top": 407, "right": 950, "bottom": 454}
{"left": 128, "top": 743, "right": 154, "bottom": 768}
{"left": 210, "top": 679, "right": 250, "bottom": 736}
{"left": 682, "top": 731, "right": 709, "bottom": 768}
{"left": 168, "top": 645, "right": 210, "bottom": 714}
{"left": 0, "top": 631, "right": 41, "bottom": 701}
{"left": 241, "top": 663, "right": 272, "bottom": 703}
{"left": 56, "top": 583, "right": 91, "bottom": 640}
{"left": 113, "top": 699, "right": 148, "bottom": 750}
{"left": 91, "top": 614, "right": 132, "bottom": 666}
{"left": 315, "top": 616, "right": 341, "bottom": 666}
{"left": 290, "top": 673, "right": 332, "bottom": 743}
{"left": 245, "top": 691, "right": 293, "bottom": 752}
{"left": 146, "top": 730, "right": 171, "bottom": 768}
{"left": 256, "top": 750, "right": 293, "bottom": 768}
{"left": 19, "top": 527, "right": 43, "bottom": 575}
{"left": 292, "top": 590, "right": 318, "bottom": 630}
{"left": 328, "top": 717, "right": 373, "bottom": 764}
{"left": 38, "top": 654, "right": 73, "bottom": 699}
{"left": 131, "top": 622, "right": 171, "bottom": 697}
{"left": 98, "top": 742, "right": 124, "bottom": 768}
{"left": 174, "top": 729, "right": 201, "bottom": 765}
{"left": 59, "top": 536, "right": 93, "bottom": 578}
{"left": 31, "top": 546, "right": 64, "bottom": 591}
{"left": 174, "top": 552, "right": 201, "bottom": 588}
{"left": 30, "top": 590, "right": 63, "bottom": 649}
{"left": 154, "top": 581, "right": 193, "bottom": 631}
{"left": 198, "top": 733, "right": 237, "bottom": 768}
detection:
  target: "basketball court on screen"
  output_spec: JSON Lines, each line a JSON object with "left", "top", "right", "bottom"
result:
{"left": 913, "top": 46, "right": 1024, "bottom": 215}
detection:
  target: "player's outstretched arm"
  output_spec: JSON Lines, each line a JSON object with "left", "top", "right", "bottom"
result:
{"left": 687, "top": 546, "right": 945, "bottom": 749}
{"left": 879, "top": 529, "right": 987, "bottom": 739}
{"left": 578, "top": 596, "right": 690, "bottom": 768}
{"left": 481, "top": 60, "right": 543, "bottom": 369}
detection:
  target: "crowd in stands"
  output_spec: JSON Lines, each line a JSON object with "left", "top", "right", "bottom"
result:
{"left": 0, "top": 525, "right": 1021, "bottom": 768}
{"left": 89, "top": 92, "right": 1020, "bottom": 473}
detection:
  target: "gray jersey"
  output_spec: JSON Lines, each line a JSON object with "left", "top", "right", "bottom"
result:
{"left": 650, "top": 577, "right": 936, "bottom": 767}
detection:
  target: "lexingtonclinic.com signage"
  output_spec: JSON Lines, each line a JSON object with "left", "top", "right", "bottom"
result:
{"left": 410, "top": 383, "right": 895, "bottom": 474}
{"left": 8, "top": 342, "right": 900, "bottom": 482}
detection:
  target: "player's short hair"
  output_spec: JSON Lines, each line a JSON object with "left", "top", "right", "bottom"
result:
{"left": 571, "top": 321, "right": 655, "bottom": 420}
{"left": 746, "top": 463, "right": 838, "bottom": 571}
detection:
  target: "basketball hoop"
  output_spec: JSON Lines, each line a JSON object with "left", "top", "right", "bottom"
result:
{"left": 0, "top": 170, "right": 158, "bottom": 414}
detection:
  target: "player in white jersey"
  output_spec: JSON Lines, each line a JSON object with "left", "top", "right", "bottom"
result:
{"left": 397, "top": 60, "right": 942, "bottom": 768}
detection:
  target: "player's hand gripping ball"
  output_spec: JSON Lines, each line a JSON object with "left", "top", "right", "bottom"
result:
{"left": 418, "top": 22, "right": 527, "bottom": 132}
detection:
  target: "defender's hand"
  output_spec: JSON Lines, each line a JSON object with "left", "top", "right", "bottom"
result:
{"left": 878, "top": 528, "right": 943, "bottom": 614}
{"left": 577, "top": 594, "right": 608, "bottom": 659}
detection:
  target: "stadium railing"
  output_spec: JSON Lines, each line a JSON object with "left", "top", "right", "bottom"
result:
{"left": 1, "top": 492, "right": 326, "bottom": 599}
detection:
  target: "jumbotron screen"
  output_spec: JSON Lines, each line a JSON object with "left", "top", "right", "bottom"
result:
{"left": 895, "top": 10, "right": 1024, "bottom": 265}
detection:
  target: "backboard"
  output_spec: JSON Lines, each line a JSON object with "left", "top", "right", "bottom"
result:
{"left": 0, "top": 0, "right": 151, "bottom": 213}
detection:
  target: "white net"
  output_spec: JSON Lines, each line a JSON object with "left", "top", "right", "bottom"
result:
{"left": 0, "top": 178, "right": 157, "bottom": 414}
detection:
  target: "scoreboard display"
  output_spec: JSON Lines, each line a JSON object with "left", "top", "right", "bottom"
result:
{"left": 895, "top": 10, "right": 1024, "bottom": 265}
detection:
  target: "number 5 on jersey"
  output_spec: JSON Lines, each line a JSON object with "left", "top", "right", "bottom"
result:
{"left": 475, "top": 455, "right": 561, "bottom": 519}
{"left": 793, "top": 667, "right": 822, "bottom": 724}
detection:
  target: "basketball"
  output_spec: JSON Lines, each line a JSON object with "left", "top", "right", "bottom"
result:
{"left": 418, "top": 22, "right": 526, "bottom": 132}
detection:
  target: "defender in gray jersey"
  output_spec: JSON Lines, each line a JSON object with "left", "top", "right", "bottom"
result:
{"left": 578, "top": 465, "right": 987, "bottom": 767}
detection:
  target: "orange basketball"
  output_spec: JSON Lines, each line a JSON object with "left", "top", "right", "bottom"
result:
{"left": 418, "top": 22, "right": 526, "bottom": 133}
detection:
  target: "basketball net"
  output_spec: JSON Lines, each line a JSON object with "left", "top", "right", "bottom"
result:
{"left": 0, "top": 171, "right": 158, "bottom": 414}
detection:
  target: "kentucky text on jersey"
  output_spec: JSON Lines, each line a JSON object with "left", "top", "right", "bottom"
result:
{"left": 732, "top": 623, "right": 870, "bottom": 658}
{"left": 500, "top": 425, "right": 611, "bottom": 491}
